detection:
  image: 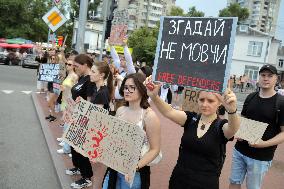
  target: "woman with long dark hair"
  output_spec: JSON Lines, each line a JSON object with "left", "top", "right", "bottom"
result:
{"left": 65, "top": 54, "right": 95, "bottom": 189}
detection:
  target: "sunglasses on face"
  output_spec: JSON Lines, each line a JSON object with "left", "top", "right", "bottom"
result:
{"left": 123, "top": 85, "right": 136, "bottom": 93}
{"left": 65, "top": 63, "right": 72, "bottom": 66}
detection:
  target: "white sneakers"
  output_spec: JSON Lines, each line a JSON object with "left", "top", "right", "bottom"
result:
{"left": 56, "top": 138, "right": 63, "bottom": 142}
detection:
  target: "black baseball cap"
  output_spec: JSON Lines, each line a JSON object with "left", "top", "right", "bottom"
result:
{"left": 259, "top": 64, "right": 277, "bottom": 74}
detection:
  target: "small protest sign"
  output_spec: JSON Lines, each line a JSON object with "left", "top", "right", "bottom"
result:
{"left": 182, "top": 87, "right": 200, "bottom": 113}
{"left": 109, "top": 9, "right": 129, "bottom": 46}
{"left": 38, "top": 63, "right": 66, "bottom": 84}
{"left": 235, "top": 117, "right": 269, "bottom": 144}
{"left": 152, "top": 17, "right": 238, "bottom": 93}
{"left": 109, "top": 25, "right": 128, "bottom": 46}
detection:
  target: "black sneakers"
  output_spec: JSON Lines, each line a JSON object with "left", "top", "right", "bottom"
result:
{"left": 45, "top": 114, "right": 56, "bottom": 122}
{"left": 71, "top": 178, "right": 92, "bottom": 189}
{"left": 65, "top": 167, "right": 81, "bottom": 175}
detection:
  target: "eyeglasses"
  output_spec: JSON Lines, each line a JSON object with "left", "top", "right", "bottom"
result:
{"left": 123, "top": 85, "right": 136, "bottom": 93}
{"left": 65, "top": 63, "right": 72, "bottom": 66}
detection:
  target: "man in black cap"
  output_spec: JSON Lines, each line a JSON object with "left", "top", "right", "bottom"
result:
{"left": 229, "top": 64, "right": 284, "bottom": 189}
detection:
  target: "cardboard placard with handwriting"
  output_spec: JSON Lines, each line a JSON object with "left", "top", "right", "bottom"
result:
{"left": 62, "top": 98, "right": 108, "bottom": 156}
{"left": 182, "top": 88, "right": 200, "bottom": 113}
{"left": 85, "top": 111, "right": 145, "bottom": 178}
{"left": 235, "top": 117, "right": 268, "bottom": 144}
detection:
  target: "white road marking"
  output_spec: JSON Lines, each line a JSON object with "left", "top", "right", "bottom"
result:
{"left": 21, "top": 91, "right": 32, "bottom": 95}
{"left": 2, "top": 90, "right": 14, "bottom": 94}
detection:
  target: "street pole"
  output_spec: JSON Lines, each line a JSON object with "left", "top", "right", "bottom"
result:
{"left": 99, "top": 0, "right": 111, "bottom": 61}
{"left": 75, "top": 0, "right": 89, "bottom": 54}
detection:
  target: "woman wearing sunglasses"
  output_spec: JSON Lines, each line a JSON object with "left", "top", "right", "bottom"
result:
{"left": 144, "top": 77, "right": 240, "bottom": 189}
{"left": 102, "top": 73, "right": 161, "bottom": 189}
{"left": 56, "top": 58, "right": 78, "bottom": 154}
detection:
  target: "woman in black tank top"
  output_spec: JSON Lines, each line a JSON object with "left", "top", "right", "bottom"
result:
{"left": 145, "top": 77, "right": 240, "bottom": 189}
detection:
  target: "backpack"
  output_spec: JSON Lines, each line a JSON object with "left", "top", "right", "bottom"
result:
{"left": 242, "top": 92, "right": 283, "bottom": 126}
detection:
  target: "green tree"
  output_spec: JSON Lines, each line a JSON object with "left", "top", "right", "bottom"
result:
{"left": 219, "top": 3, "right": 249, "bottom": 22}
{"left": 128, "top": 27, "right": 159, "bottom": 65}
{"left": 128, "top": 6, "right": 204, "bottom": 65}
{"left": 168, "top": 6, "right": 184, "bottom": 16}
{"left": 185, "top": 6, "right": 205, "bottom": 17}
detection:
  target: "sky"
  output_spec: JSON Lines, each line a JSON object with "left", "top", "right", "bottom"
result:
{"left": 176, "top": 0, "right": 284, "bottom": 45}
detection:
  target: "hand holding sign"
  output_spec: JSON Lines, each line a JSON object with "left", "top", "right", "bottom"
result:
{"left": 145, "top": 76, "right": 162, "bottom": 99}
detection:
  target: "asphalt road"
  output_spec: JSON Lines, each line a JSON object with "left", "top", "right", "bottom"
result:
{"left": 0, "top": 65, "right": 61, "bottom": 189}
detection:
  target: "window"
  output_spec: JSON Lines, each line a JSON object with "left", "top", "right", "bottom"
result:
{"left": 279, "top": 59, "right": 284, "bottom": 68}
{"left": 244, "top": 65, "right": 259, "bottom": 81}
{"left": 247, "top": 41, "right": 263, "bottom": 56}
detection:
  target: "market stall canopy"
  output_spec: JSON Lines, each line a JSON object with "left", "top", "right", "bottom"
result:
{"left": 20, "top": 44, "right": 34, "bottom": 48}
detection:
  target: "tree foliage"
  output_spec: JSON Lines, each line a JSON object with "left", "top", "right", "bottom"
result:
{"left": 128, "top": 6, "right": 204, "bottom": 65}
{"left": 219, "top": 3, "right": 249, "bottom": 22}
{"left": 128, "top": 27, "right": 159, "bottom": 65}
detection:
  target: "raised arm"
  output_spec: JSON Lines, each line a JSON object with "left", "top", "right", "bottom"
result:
{"left": 123, "top": 45, "right": 136, "bottom": 74}
{"left": 110, "top": 46, "right": 121, "bottom": 70}
{"left": 145, "top": 76, "right": 187, "bottom": 126}
{"left": 215, "top": 89, "right": 240, "bottom": 139}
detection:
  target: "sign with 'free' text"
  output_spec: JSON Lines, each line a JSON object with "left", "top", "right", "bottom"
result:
{"left": 152, "top": 17, "right": 237, "bottom": 93}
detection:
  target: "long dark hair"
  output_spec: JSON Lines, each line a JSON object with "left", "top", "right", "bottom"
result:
{"left": 94, "top": 61, "right": 114, "bottom": 101}
{"left": 74, "top": 54, "right": 93, "bottom": 68}
{"left": 119, "top": 73, "right": 150, "bottom": 109}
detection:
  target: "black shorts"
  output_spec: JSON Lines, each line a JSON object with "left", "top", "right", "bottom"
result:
{"left": 47, "top": 82, "right": 53, "bottom": 93}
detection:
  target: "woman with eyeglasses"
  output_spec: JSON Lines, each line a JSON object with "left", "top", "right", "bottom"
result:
{"left": 144, "top": 77, "right": 240, "bottom": 189}
{"left": 66, "top": 54, "right": 96, "bottom": 189}
{"left": 102, "top": 73, "right": 161, "bottom": 189}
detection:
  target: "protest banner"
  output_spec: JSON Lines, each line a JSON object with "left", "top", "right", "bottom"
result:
{"left": 38, "top": 63, "right": 66, "bottom": 83}
{"left": 63, "top": 97, "right": 145, "bottom": 184}
{"left": 109, "top": 9, "right": 129, "bottom": 46}
{"left": 62, "top": 97, "right": 108, "bottom": 156}
{"left": 182, "top": 87, "right": 200, "bottom": 113}
{"left": 85, "top": 111, "right": 144, "bottom": 179}
{"left": 235, "top": 117, "right": 268, "bottom": 144}
{"left": 152, "top": 17, "right": 238, "bottom": 93}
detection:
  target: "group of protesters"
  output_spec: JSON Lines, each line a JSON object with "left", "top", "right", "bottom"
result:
{"left": 36, "top": 37, "right": 284, "bottom": 189}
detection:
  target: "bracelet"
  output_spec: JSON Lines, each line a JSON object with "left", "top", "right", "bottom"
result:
{"left": 226, "top": 109, "right": 237, "bottom": 114}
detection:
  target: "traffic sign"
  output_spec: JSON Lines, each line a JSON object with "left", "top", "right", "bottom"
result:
{"left": 42, "top": 6, "right": 67, "bottom": 32}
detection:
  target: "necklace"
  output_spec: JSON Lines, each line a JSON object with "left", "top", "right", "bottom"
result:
{"left": 199, "top": 117, "right": 217, "bottom": 130}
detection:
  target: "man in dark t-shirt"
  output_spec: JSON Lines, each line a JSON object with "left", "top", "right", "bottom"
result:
{"left": 229, "top": 64, "right": 284, "bottom": 189}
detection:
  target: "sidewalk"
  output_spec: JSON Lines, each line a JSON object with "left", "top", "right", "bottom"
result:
{"left": 33, "top": 93, "right": 284, "bottom": 189}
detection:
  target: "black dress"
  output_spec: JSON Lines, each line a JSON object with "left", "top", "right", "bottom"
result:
{"left": 169, "top": 111, "right": 229, "bottom": 189}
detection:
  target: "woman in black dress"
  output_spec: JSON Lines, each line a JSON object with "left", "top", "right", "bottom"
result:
{"left": 145, "top": 77, "right": 240, "bottom": 189}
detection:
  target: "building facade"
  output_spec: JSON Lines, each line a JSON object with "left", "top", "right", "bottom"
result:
{"left": 230, "top": 26, "right": 281, "bottom": 84}
{"left": 227, "top": 0, "right": 281, "bottom": 35}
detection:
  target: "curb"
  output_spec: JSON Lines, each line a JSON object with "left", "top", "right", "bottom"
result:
{"left": 32, "top": 93, "right": 72, "bottom": 189}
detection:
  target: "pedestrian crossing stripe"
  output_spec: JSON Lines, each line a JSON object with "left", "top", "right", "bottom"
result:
{"left": 2, "top": 90, "right": 14, "bottom": 94}
{"left": 1, "top": 90, "right": 33, "bottom": 95}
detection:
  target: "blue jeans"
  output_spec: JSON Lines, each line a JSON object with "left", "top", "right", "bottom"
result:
{"left": 230, "top": 148, "right": 272, "bottom": 189}
{"left": 102, "top": 171, "right": 141, "bottom": 189}
{"left": 62, "top": 123, "right": 71, "bottom": 153}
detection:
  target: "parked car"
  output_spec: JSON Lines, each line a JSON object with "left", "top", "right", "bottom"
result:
{"left": 0, "top": 52, "right": 6, "bottom": 63}
{"left": 22, "top": 54, "right": 39, "bottom": 68}
{"left": 3, "top": 52, "right": 21, "bottom": 65}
